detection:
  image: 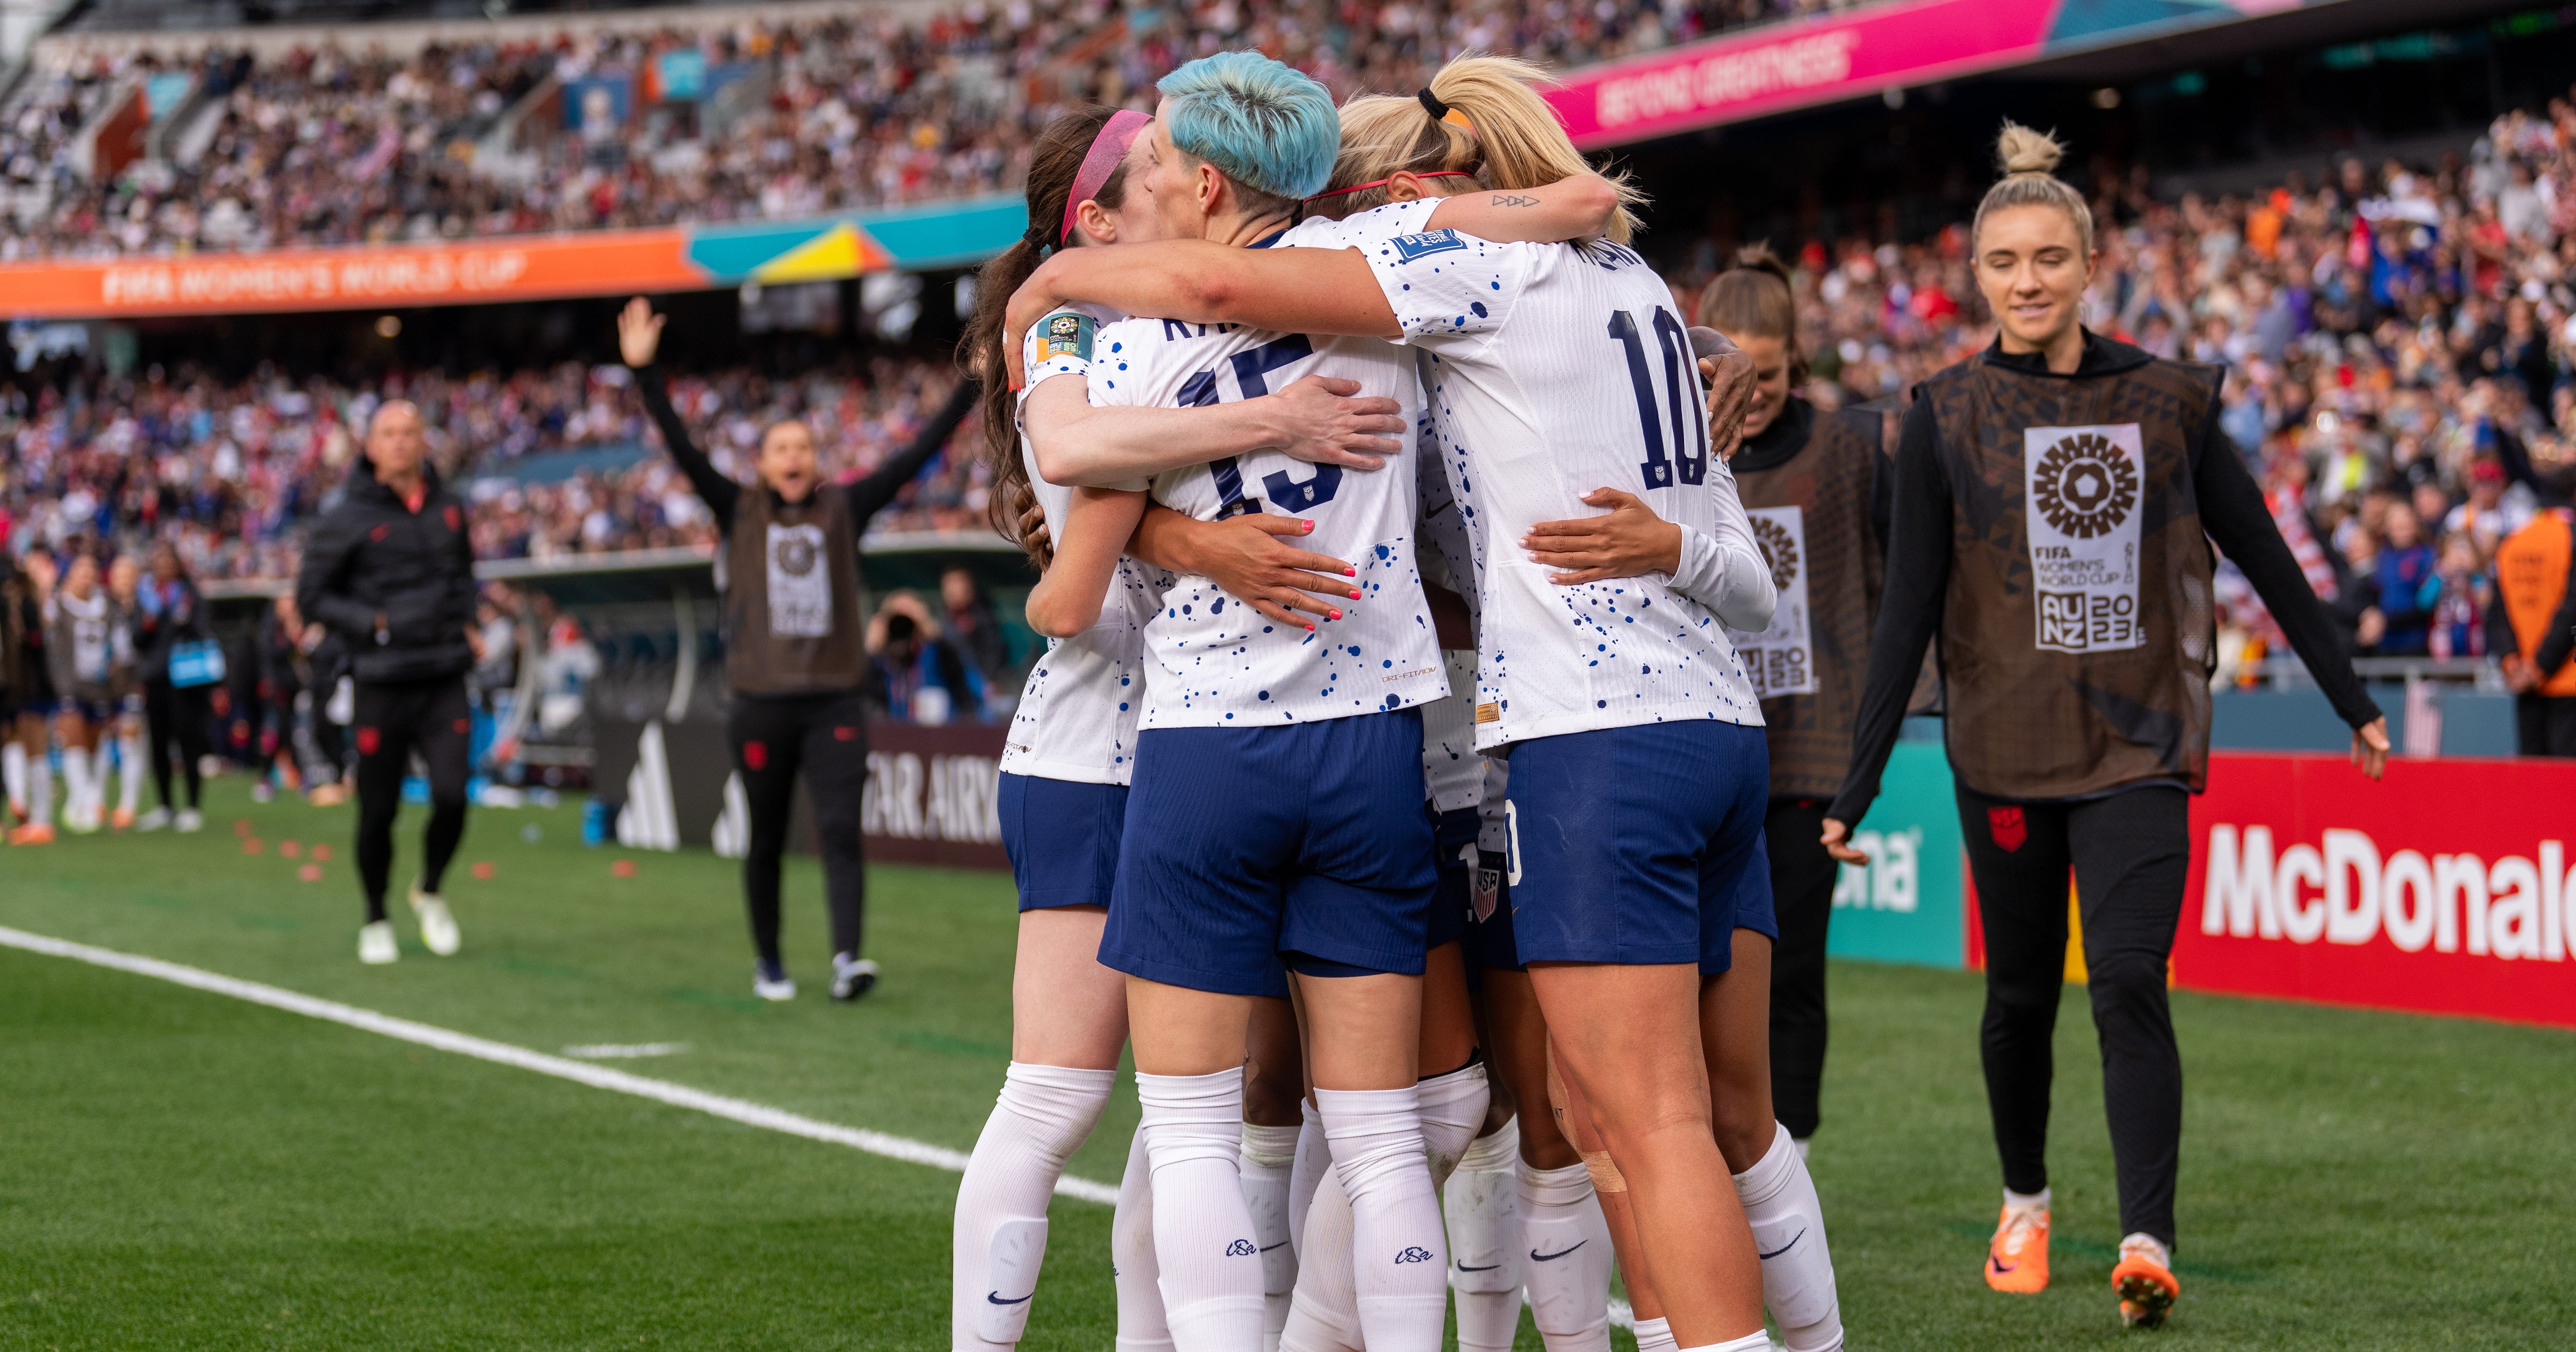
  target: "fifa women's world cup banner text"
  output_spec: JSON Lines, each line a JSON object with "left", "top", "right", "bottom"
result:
{"left": 2179, "top": 753, "right": 2576, "bottom": 1029}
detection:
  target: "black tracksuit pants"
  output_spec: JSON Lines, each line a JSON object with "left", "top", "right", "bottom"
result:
{"left": 1957, "top": 781, "right": 2190, "bottom": 1249}
{"left": 1765, "top": 798, "right": 1840, "bottom": 1140}
{"left": 352, "top": 675, "right": 471, "bottom": 922}
{"left": 143, "top": 678, "right": 210, "bottom": 812}
{"left": 727, "top": 689, "right": 871, "bottom": 967}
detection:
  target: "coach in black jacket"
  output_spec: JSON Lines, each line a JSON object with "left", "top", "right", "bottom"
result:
{"left": 296, "top": 399, "right": 477, "bottom": 966}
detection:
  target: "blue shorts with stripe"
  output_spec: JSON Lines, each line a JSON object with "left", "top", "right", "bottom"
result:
{"left": 998, "top": 772, "right": 1127, "bottom": 912}
{"left": 1100, "top": 709, "right": 1435, "bottom": 997}
{"left": 1502, "top": 720, "right": 1769, "bottom": 969}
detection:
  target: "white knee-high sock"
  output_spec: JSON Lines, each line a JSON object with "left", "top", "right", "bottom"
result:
{"left": 1737, "top": 1120, "right": 1841, "bottom": 1352}
{"left": 1241, "top": 1121, "right": 1301, "bottom": 1352}
{"left": 1632, "top": 1317, "right": 1678, "bottom": 1352}
{"left": 1138, "top": 1068, "right": 1265, "bottom": 1351}
{"left": 951, "top": 1062, "right": 1116, "bottom": 1350}
{"left": 24, "top": 755, "right": 50, "bottom": 826}
{"left": 1286, "top": 1097, "right": 1328, "bottom": 1257}
{"left": 1315, "top": 1085, "right": 1447, "bottom": 1351}
{"left": 1278, "top": 1166, "right": 1363, "bottom": 1352}
{"left": 1416, "top": 1061, "right": 1489, "bottom": 1190}
{"left": 60, "top": 746, "right": 93, "bottom": 820}
{"left": 1517, "top": 1160, "right": 1614, "bottom": 1352}
{"left": 3, "top": 741, "right": 25, "bottom": 814}
{"left": 1114, "top": 1123, "right": 1175, "bottom": 1352}
{"left": 118, "top": 729, "right": 145, "bottom": 814}
{"left": 1445, "top": 1116, "right": 1521, "bottom": 1352}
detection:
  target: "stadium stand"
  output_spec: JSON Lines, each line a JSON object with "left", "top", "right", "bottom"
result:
{"left": 2, "top": 0, "right": 1885, "bottom": 258}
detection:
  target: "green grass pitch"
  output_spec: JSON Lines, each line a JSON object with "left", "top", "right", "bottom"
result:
{"left": 2, "top": 780, "right": 2570, "bottom": 1349}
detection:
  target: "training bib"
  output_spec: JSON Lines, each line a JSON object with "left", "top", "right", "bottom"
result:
{"left": 1724, "top": 505, "right": 1819, "bottom": 697}
{"left": 2024, "top": 424, "right": 2144, "bottom": 654}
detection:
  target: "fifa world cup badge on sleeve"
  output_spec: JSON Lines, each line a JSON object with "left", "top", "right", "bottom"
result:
{"left": 1724, "top": 505, "right": 1819, "bottom": 697}
{"left": 2023, "top": 424, "right": 2145, "bottom": 654}
{"left": 1036, "top": 312, "right": 1094, "bottom": 364}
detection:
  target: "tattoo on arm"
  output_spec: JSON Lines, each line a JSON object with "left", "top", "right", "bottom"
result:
{"left": 1489, "top": 194, "right": 1540, "bottom": 207}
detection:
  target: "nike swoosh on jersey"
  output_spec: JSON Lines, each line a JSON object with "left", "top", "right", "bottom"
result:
{"left": 1456, "top": 1262, "right": 1501, "bottom": 1272}
{"left": 1259, "top": 1241, "right": 1287, "bottom": 1252}
{"left": 986, "top": 1292, "right": 1034, "bottom": 1306}
{"left": 1529, "top": 1241, "right": 1587, "bottom": 1262}
{"left": 1758, "top": 1228, "right": 1806, "bottom": 1261}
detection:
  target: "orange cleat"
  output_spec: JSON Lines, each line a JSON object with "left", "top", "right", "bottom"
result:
{"left": 111, "top": 806, "right": 135, "bottom": 831}
{"left": 2113, "top": 1244, "right": 2180, "bottom": 1328}
{"left": 8, "top": 822, "right": 56, "bottom": 846}
{"left": 1984, "top": 1203, "right": 2049, "bottom": 1294}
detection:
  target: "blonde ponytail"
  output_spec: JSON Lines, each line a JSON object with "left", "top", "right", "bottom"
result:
{"left": 1971, "top": 120, "right": 2093, "bottom": 255}
{"left": 1310, "top": 53, "right": 1646, "bottom": 244}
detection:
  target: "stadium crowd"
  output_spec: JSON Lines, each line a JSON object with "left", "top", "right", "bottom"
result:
{"left": 3, "top": 0, "right": 1876, "bottom": 258}
{"left": 0, "top": 356, "right": 985, "bottom": 582}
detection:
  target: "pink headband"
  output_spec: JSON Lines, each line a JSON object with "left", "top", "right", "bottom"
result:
{"left": 1061, "top": 109, "right": 1152, "bottom": 244}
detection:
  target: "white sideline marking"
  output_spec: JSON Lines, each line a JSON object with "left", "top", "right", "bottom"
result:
{"left": 563, "top": 1041, "right": 690, "bottom": 1059}
{"left": 0, "top": 926, "right": 1120, "bottom": 1206}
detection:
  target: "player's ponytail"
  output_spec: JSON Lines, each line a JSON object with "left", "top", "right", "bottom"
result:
{"left": 960, "top": 105, "right": 1134, "bottom": 566}
{"left": 1696, "top": 242, "right": 1806, "bottom": 387}
{"left": 1971, "top": 121, "right": 2094, "bottom": 257}
{"left": 1308, "top": 54, "right": 1642, "bottom": 244}
{"left": 1428, "top": 55, "right": 1643, "bottom": 243}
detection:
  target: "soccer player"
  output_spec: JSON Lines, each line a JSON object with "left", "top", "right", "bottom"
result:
{"left": 1825, "top": 123, "right": 2389, "bottom": 1328}
{"left": 105, "top": 554, "right": 148, "bottom": 830}
{"left": 1008, "top": 54, "right": 1793, "bottom": 1352}
{"left": 616, "top": 299, "right": 973, "bottom": 1002}
{"left": 296, "top": 401, "right": 478, "bottom": 965}
{"left": 5, "top": 549, "right": 57, "bottom": 844}
{"left": 946, "top": 101, "right": 1409, "bottom": 1352}
{"left": 42, "top": 552, "right": 115, "bottom": 835}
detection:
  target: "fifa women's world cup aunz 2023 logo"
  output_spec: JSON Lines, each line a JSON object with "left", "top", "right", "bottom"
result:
{"left": 2023, "top": 424, "right": 2146, "bottom": 654}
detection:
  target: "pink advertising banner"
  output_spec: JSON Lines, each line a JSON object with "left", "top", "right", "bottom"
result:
{"left": 1546, "top": 0, "right": 2062, "bottom": 148}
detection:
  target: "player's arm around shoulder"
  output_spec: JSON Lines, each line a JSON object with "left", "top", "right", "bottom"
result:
{"left": 1026, "top": 487, "right": 1151, "bottom": 638}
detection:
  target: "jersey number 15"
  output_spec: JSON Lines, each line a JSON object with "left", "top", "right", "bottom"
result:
{"left": 1608, "top": 307, "right": 1708, "bottom": 489}
{"left": 1179, "top": 334, "right": 1342, "bottom": 518}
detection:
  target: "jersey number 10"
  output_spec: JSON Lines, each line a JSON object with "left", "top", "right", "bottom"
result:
{"left": 1608, "top": 307, "right": 1709, "bottom": 489}
{"left": 1180, "top": 333, "right": 1343, "bottom": 518}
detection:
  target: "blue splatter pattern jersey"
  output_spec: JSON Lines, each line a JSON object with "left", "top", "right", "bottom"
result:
{"left": 1083, "top": 217, "right": 1447, "bottom": 730}
{"left": 1334, "top": 199, "right": 1769, "bottom": 751}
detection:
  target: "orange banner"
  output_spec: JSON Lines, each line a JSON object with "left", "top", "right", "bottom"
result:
{"left": 0, "top": 228, "right": 705, "bottom": 319}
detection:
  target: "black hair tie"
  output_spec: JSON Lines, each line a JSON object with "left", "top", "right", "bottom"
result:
{"left": 1021, "top": 224, "right": 1052, "bottom": 247}
{"left": 1417, "top": 88, "right": 1450, "bottom": 122}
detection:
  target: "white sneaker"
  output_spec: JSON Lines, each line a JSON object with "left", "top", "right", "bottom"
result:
{"left": 63, "top": 802, "right": 101, "bottom": 835}
{"left": 358, "top": 921, "right": 399, "bottom": 965}
{"left": 830, "top": 954, "right": 879, "bottom": 1002}
{"left": 409, "top": 886, "right": 461, "bottom": 956}
{"left": 753, "top": 958, "right": 796, "bottom": 1001}
{"left": 135, "top": 807, "right": 172, "bottom": 832}
{"left": 174, "top": 809, "right": 204, "bottom": 833}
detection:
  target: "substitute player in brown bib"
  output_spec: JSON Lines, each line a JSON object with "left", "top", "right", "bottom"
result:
{"left": 1823, "top": 124, "right": 2389, "bottom": 1330}
{"left": 1698, "top": 246, "right": 1889, "bottom": 1159}
{"left": 620, "top": 301, "right": 975, "bottom": 1002}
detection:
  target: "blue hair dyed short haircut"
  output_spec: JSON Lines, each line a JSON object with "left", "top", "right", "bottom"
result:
{"left": 1156, "top": 52, "right": 1338, "bottom": 204}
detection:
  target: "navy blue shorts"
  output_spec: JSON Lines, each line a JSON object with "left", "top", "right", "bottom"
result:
{"left": 1428, "top": 805, "right": 1479, "bottom": 952}
{"left": 1699, "top": 825, "right": 1780, "bottom": 975}
{"left": 998, "top": 772, "right": 1128, "bottom": 912}
{"left": 1101, "top": 710, "right": 1436, "bottom": 997}
{"left": 1465, "top": 868, "right": 1522, "bottom": 981}
{"left": 1503, "top": 720, "right": 1769, "bottom": 967}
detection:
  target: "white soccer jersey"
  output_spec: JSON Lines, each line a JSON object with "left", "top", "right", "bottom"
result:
{"left": 1000, "top": 302, "right": 1161, "bottom": 785}
{"left": 1337, "top": 200, "right": 1767, "bottom": 750}
{"left": 1417, "top": 444, "right": 1484, "bottom": 810}
{"left": 1087, "top": 221, "right": 1446, "bottom": 729}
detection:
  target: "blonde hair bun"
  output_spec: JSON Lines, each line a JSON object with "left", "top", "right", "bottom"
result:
{"left": 1995, "top": 121, "right": 2065, "bottom": 178}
